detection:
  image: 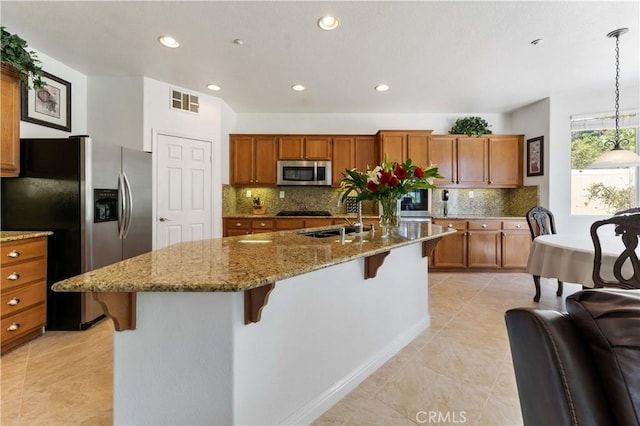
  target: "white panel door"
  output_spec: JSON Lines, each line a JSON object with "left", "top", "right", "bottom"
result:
{"left": 157, "top": 134, "right": 212, "bottom": 249}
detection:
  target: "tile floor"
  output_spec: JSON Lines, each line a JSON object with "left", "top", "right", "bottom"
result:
{"left": 1, "top": 273, "right": 580, "bottom": 425}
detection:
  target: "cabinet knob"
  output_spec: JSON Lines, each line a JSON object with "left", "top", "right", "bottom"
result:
{"left": 235, "top": 222, "right": 242, "bottom": 227}
{"left": 259, "top": 223, "right": 266, "bottom": 227}
{"left": 7, "top": 323, "right": 20, "bottom": 332}
{"left": 7, "top": 250, "right": 21, "bottom": 258}
{"left": 7, "top": 272, "right": 20, "bottom": 281}
{"left": 481, "top": 224, "right": 487, "bottom": 228}
{"left": 7, "top": 297, "right": 20, "bottom": 306}
{"left": 447, "top": 224, "right": 453, "bottom": 228}
{"left": 515, "top": 224, "right": 521, "bottom": 228}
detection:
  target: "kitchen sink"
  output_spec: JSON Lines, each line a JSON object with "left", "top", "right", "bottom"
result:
{"left": 297, "top": 226, "right": 358, "bottom": 238}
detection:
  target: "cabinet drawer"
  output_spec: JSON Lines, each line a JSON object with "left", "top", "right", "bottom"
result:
{"left": 433, "top": 219, "right": 467, "bottom": 231}
{"left": 276, "top": 219, "right": 306, "bottom": 230}
{"left": 1, "top": 238, "right": 46, "bottom": 266}
{"left": 1, "top": 281, "right": 46, "bottom": 318}
{"left": 1, "top": 258, "right": 47, "bottom": 291}
{"left": 250, "top": 219, "right": 274, "bottom": 230}
{"left": 467, "top": 220, "right": 501, "bottom": 231}
{"left": 226, "top": 219, "right": 251, "bottom": 229}
{"left": 502, "top": 220, "right": 527, "bottom": 231}
{"left": 1, "top": 303, "right": 46, "bottom": 344}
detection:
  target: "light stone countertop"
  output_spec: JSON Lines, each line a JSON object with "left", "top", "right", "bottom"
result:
{"left": 1, "top": 231, "right": 53, "bottom": 242}
{"left": 431, "top": 215, "right": 526, "bottom": 220}
{"left": 52, "top": 223, "right": 454, "bottom": 293}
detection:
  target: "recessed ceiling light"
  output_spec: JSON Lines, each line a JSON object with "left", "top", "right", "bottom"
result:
{"left": 291, "top": 84, "right": 305, "bottom": 92}
{"left": 317, "top": 15, "right": 339, "bottom": 31}
{"left": 233, "top": 38, "right": 244, "bottom": 46}
{"left": 207, "top": 84, "right": 221, "bottom": 91}
{"left": 530, "top": 38, "right": 543, "bottom": 45}
{"left": 375, "top": 84, "right": 389, "bottom": 92}
{"left": 158, "top": 35, "right": 180, "bottom": 48}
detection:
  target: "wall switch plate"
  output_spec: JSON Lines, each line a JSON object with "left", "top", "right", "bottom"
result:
{"left": 469, "top": 191, "right": 474, "bottom": 199}
{"left": 279, "top": 191, "right": 285, "bottom": 199}
{"left": 246, "top": 190, "right": 252, "bottom": 198}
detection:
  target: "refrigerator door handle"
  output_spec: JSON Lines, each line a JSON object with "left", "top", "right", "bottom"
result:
{"left": 122, "top": 171, "right": 134, "bottom": 239}
{"left": 118, "top": 172, "right": 127, "bottom": 240}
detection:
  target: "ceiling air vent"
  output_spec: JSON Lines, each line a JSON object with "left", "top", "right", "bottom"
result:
{"left": 171, "top": 89, "right": 199, "bottom": 114}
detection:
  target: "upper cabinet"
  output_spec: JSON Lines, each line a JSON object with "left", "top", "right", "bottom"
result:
{"left": 331, "top": 135, "right": 377, "bottom": 186}
{"left": 377, "top": 130, "right": 431, "bottom": 167}
{"left": 230, "top": 135, "right": 277, "bottom": 186}
{"left": 1, "top": 64, "right": 21, "bottom": 177}
{"left": 431, "top": 134, "right": 523, "bottom": 188}
{"left": 278, "top": 136, "right": 332, "bottom": 160}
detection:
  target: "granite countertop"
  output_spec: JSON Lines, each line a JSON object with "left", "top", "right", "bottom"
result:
{"left": 52, "top": 223, "right": 454, "bottom": 293}
{"left": 1, "top": 231, "right": 53, "bottom": 242}
{"left": 224, "top": 213, "right": 380, "bottom": 219}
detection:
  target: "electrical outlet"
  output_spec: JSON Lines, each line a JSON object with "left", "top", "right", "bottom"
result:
{"left": 246, "top": 190, "right": 252, "bottom": 198}
{"left": 279, "top": 191, "right": 285, "bottom": 199}
{"left": 469, "top": 191, "right": 474, "bottom": 199}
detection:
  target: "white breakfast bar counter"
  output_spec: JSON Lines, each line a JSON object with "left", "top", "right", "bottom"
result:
{"left": 53, "top": 223, "right": 453, "bottom": 425}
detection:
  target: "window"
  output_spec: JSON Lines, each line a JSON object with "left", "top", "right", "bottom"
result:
{"left": 570, "top": 111, "right": 639, "bottom": 215}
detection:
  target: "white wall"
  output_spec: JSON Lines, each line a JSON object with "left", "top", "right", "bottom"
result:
{"left": 234, "top": 112, "right": 511, "bottom": 135}
{"left": 548, "top": 84, "right": 640, "bottom": 234}
{"left": 511, "top": 98, "right": 551, "bottom": 206}
{"left": 19, "top": 50, "right": 87, "bottom": 138}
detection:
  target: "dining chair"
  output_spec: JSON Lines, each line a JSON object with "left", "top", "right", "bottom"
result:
{"left": 614, "top": 207, "right": 640, "bottom": 215}
{"left": 590, "top": 213, "right": 640, "bottom": 289}
{"left": 526, "top": 206, "right": 563, "bottom": 302}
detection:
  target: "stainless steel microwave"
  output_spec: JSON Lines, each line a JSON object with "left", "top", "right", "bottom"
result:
{"left": 277, "top": 161, "right": 332, "bottom": 186}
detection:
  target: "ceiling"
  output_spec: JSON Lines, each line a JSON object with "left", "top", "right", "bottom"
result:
{"left": 2, "top": 1, "right": 639, "bottom": 114}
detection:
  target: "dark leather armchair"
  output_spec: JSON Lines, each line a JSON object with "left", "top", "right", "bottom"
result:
{"left": 505, "top": 289, "right": 640, "bottom": 426}
{"left": 526, "top": 206, "right": 563, "bottom": 301}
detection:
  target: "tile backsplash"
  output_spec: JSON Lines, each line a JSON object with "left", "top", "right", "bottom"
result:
{"left": 223, "top": 185, "right": 539, "bottom": 217}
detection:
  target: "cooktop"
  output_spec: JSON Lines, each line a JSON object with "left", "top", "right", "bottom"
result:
{"left": 276, "top": 210, "right": 332, "bottom": 217}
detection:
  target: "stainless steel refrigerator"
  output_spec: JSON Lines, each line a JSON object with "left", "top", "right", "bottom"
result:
{"left": 1, "top": 136, "right": 152, "bottom": 330}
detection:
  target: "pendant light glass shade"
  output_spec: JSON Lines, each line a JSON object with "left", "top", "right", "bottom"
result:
{"left": 588, "top": 28, "right": 640, "bottom": 169}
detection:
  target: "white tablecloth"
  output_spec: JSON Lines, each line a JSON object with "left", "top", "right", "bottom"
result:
{"left": 526, "top": 234, "right": 627, "bottom": 288}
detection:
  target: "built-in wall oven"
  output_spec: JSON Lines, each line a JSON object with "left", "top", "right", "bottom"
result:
{"left": 277, "top": 160, "right": 332, "bottom": 186}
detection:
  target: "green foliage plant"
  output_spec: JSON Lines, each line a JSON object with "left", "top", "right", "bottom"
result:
{"left": 1, "top": 26, "right": 45, "bottom": 89}
{"left": 449, "top": 116, "right": 493, "bottom": 136}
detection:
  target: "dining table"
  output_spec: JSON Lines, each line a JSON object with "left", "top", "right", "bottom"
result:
{"left": 526, "top": 233, "right": 630, "bottom": 289}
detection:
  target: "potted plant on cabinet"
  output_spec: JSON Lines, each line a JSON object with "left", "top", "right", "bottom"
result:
{"left": 1, "top": 26, "right": 45, "bottom": 88}
{"left": 448, "top": 116, "right": 493, "bottom": 136}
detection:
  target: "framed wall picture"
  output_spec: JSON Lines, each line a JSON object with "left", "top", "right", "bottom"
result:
{"left": 21, "top": 71, "right": 72, "bottom": 132}
{"left": 526, "top": 136, "right": 544, "bottom": 177}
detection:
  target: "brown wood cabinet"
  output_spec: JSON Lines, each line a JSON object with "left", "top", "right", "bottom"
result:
{"left": 230, "top": 135, "right": 277, "bottom": 186}
{"left": 501, "top": 220, "right": 531, "bottom": 268}
{"left": 428, "top": 135, "right": 457, "bottom": 186}
{"left": 278, "top": 136, "right": 332, "bottom": 160}
{"left": 377, "top": 130, "right": 431, "bottom": 166}
{"left": 430, "top": 218, "right": 529, "bottom": 271}
{"left": 331, "top": 135, "right": 377, "bottom": 186}
{"left": 223, "top": 218, "right": 274, "bottom": 236}
{"left": 430, "top": 134, "right": 523, "bottom": 188}
{"left": 1, "top": 64, "right": 21, "bottom": 178}
{"left": 430, "top": 219, "right": 467, "bottom": 268}
{"left": 1, "top": 237, "right": 48, "bottom": 354}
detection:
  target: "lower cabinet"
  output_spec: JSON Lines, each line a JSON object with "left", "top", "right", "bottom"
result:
{"left": 1, "top": 237, "right": 48, "bottom": 354}
{"left": 223, "top": 218, "right": 274, "bottom": 236}
{"left": 430, "top": 218, "right": 530, "bottom": 271}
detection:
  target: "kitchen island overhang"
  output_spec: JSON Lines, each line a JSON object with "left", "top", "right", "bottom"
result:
{"left": 52, "top": 223, "right": 453, "bottom": 425}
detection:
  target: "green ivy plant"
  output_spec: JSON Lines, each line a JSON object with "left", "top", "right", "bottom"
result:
{"left": 449, "top": 116, "right": 493, "bottom": 136}
{"left": 1, "top": 26, "right": 45, "bottom": 89}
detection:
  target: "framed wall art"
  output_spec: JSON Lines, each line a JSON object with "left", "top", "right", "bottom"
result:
{"left": 21, "top": 71, "right": 71, "bottom": 132}
{"left": 526, "top": 136, "right": 544, "bottom": 177}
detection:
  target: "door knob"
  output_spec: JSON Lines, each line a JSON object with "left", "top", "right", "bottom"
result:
{"left": 159, "top": 217, "right": 171, "bottom": 222}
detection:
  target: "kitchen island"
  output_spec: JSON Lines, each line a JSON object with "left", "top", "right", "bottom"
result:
{"left": 53, "top": 223, "right": 453, "bottom": 425}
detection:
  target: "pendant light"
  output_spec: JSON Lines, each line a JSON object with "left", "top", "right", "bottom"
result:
{"left": 589, "top": 28, "right": 640, "bottom": 168}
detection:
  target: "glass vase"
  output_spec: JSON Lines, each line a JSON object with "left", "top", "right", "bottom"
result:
{"left": 379, "top": 194, "right": 400, "bottom": 238}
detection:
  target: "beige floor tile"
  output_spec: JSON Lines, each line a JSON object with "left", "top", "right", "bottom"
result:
{"left": 0, "top": 398, "right": 22, "bottom": 426}
{"left": 477, "top": 396, "right": 523, "bottom": 426}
